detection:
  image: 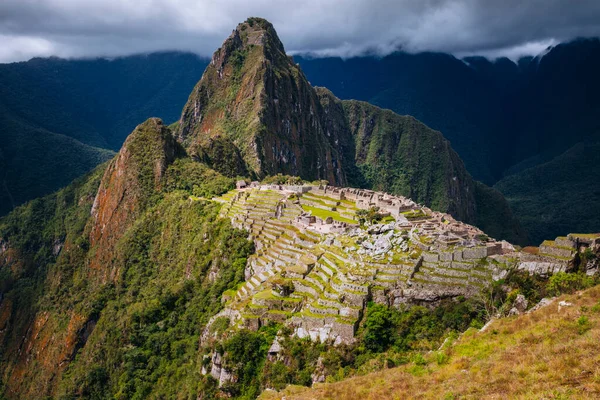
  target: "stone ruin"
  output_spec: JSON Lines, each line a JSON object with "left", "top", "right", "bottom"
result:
{"left": 207, "top": 184, "right": 596, "bottom": 345}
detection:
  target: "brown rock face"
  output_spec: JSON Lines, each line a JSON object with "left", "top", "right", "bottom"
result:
{"left": 177, "top": 18, "right": 346, "bottom": 184}
{"left": 89, "top": 118, "right": 176, "bottom": 281}
{"left": 174, "top": 18, "right": 497, "bottom": 230}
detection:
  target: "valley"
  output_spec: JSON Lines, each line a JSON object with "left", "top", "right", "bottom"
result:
{"left": 0, "top": 15, "right": 598, "bottom": 400}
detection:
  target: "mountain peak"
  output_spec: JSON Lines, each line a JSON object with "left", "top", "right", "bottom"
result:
{"left": 211, "top": 17, "right": 285, "bottom": 74}
{"left": 177, "top": 17, "right": 346, "bottom": 184}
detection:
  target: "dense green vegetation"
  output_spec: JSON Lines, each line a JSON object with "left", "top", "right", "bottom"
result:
{"left": 495, "top": 142, "right": 600, "bottom": 245}
{"left": 0, "top": 104, "right": 114, "bottom": 216}
{"left": 299, "top": 39, "right": 600, "bottom": 243}
{"left": 0, "top": 143, "right": 596, "bottom": 399}
{"left": 194, "top": 297, "right": 486, "bottom": 399}
{"left": 3, "top": 37, "right": 600, "bottom": 242}
{"left": 298, "top": 39, "right": 600, "bottom": 185}
{"left": 58, "top": 192, "right": 254, "bottom": 399}
{"left": 2, "top": 19, "right": 599, "bottom": 399}
{"left": 0, "top": 52, "right": 208, "bottom": 215}
{"left": 267, "top": 284, "right": 600, "bottom": 399}
{"left": 0, "top": 133, "right": 255, "bottom": 398}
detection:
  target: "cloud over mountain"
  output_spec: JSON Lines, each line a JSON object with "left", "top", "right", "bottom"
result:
{"left": 1, "top": 0, "right": 600, "bottom": 62}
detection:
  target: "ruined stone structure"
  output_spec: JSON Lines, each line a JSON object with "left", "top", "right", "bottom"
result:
{"left": 208, "top": 184, "right": 593, "bottom": 345}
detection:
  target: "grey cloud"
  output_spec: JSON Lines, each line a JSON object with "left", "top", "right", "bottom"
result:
{"left": 0, "top": 0, "right": 600, "bottom": 63}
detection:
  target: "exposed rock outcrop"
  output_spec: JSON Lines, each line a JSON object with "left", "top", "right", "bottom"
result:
{"left": 177, "top": 18, "right": 346, "bottom": 184}
{"left": 89, "top": 118, "right": 177, "bottom": 281}
{"left": 176, "top": 18, "right": 521, "bottom": 242}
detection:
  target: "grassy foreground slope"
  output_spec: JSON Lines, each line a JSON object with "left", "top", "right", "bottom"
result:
{"left": 264, "top": 285, "right": 600, "bottom": 399}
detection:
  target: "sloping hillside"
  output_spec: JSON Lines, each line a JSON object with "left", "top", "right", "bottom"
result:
{"left": 264, "top": 284, "right": 600, "bottom": 399}
{"left": 175, "top": 18, "right": 523, "bottom": 242}
{"left": 495, "top": 142, "right": 600, "bottom": 245}
{"left": 0, "top": 52, "right": 208, "bottom": 215}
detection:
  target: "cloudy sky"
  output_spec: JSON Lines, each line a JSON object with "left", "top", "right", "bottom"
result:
{"left": 1, "top": 0, "right": 600, "bottom": 63}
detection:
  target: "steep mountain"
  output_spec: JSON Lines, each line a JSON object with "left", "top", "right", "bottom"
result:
{"left": 316, "top": 88, "right": 476, "bottom": 222}
{"left": 0, "top": 18, "right": 597, "bottom": 400}
{"left": 0, "top": 117, "right": 251, "bottom": 398}
{"left": 0, "top": 52, "right": 208, "bottom": 215}
{"left": 5, "top": 38, "right": 598, "bottom": 241}
{"left": 296, "top": 52, "right": 510, "bottom": 184}
{"left": 177, "top": 18, "right": 346, "bottom": 184}
{"left": 88, "top": 118, "right": 178, "bottom": 281}
{"left": 296, "top": 38, "right": 600, "bottom": 242}
{"left": 508, "top": 39, "right": 600, "bottom": 167}
{"left": 175, "top": 19, "right": 522, "bottom": 242}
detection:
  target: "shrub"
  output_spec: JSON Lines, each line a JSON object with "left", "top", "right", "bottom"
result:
{"left": 362, "top": 303, "right": 396, "bottom": 352}
{"left": 355, "top": 207, "right": 383, "bottom": 225}
{"left": 436, "top": 352, "right": 449, "bottom": 365}
{"left": 577, "top": 315, "right": 592, "bottom": 335}
{"left": 262, "top": 174, "right": 305, "bottom": 185}
{"left": 411, "top": 353, "right": 428, "bottom": 366}
{"left": 546, "top": 272, "right": 595, "bottom": 296}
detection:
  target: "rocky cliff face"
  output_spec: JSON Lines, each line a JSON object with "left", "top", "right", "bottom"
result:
{"left": 176, "top": 18, "right": 511, "bottom": 237}
{"left": 89, "top": 118, "right": 177, "bottom": 281}
{"left": 314, "top": 88, "right": 526, "bottom": 243}
{"left": 177, "top": 18, "right": 345, "bottom": 184}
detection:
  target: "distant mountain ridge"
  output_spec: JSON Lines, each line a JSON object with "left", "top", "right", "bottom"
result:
{"left": 0, "top": 52, "right": 208, "bottom": 214}
{"left": 0, "top": 18, "right": 597, "bottom": 399}
{"left": 1, "top": 36, "right": 598, "bottom": 242}
{"left": 297, "top": 38, "right": 600, "bottom": 185}
{"left": 296, "top": 38, "right": 600, "bottom": 242}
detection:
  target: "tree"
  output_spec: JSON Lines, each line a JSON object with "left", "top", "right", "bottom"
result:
{"left": 363, "top": 304, "right": 395, "bottom": 352}
{"left": 355, "top": 206, "right": 382, "bottom": 225}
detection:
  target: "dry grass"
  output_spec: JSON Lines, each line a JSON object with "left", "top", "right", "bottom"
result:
{"left": 261, "top": 285, "right": 600, "bottom": 400}
{"left": 521, "top": 246, "right": 540, "bottom": 255}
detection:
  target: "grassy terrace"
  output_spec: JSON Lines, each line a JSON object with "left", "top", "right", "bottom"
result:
{"left": 570, "top": 233, "right": 600, "bottom": 239}
{"left": 402, "top": 209, "right": 429, "bottom": 220}
{"left": 339, "top": 198, "right": 358, "bottom": 209}
{"left": 541, "top": 240, "right": 575, "bottom": 251}
{"left": 301, "top": 205, "right": 356, "bottom": 224}
{"left": 302, "top": 192, "right": 341, "bottom": 203}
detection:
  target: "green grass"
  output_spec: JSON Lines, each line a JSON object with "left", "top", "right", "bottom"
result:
{"left": 269, "top": 285, "right": 600, "bottom": 400}
{"left": 300, "top": 205, "right": 356, "bottom": 224}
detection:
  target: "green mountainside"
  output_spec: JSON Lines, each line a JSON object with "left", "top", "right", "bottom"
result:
{"left": 0, "top": 17, "right": 591, "bottom": 400}
{"left": 0, "top": 101, "right": 114, "bottom": 216}
{"left": 296, "top": 39, "right": 600, "bottom": 243}
{"left": 0, "top": 52, "right": 208, "bottom": 215}
{"left": 495, "top": 142, "right": 600, "bottom": 245}
{"left": 0, "top": 119, "right": 253, "bottom": 398}
{"left": 2, "top": 39, "right": 599, "bottom": 242}
{"left": 174, "top": 19, "right": 523, "bottom": 243}
{"left": 177, "top": 18, "right": 347, "bottom": 184}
